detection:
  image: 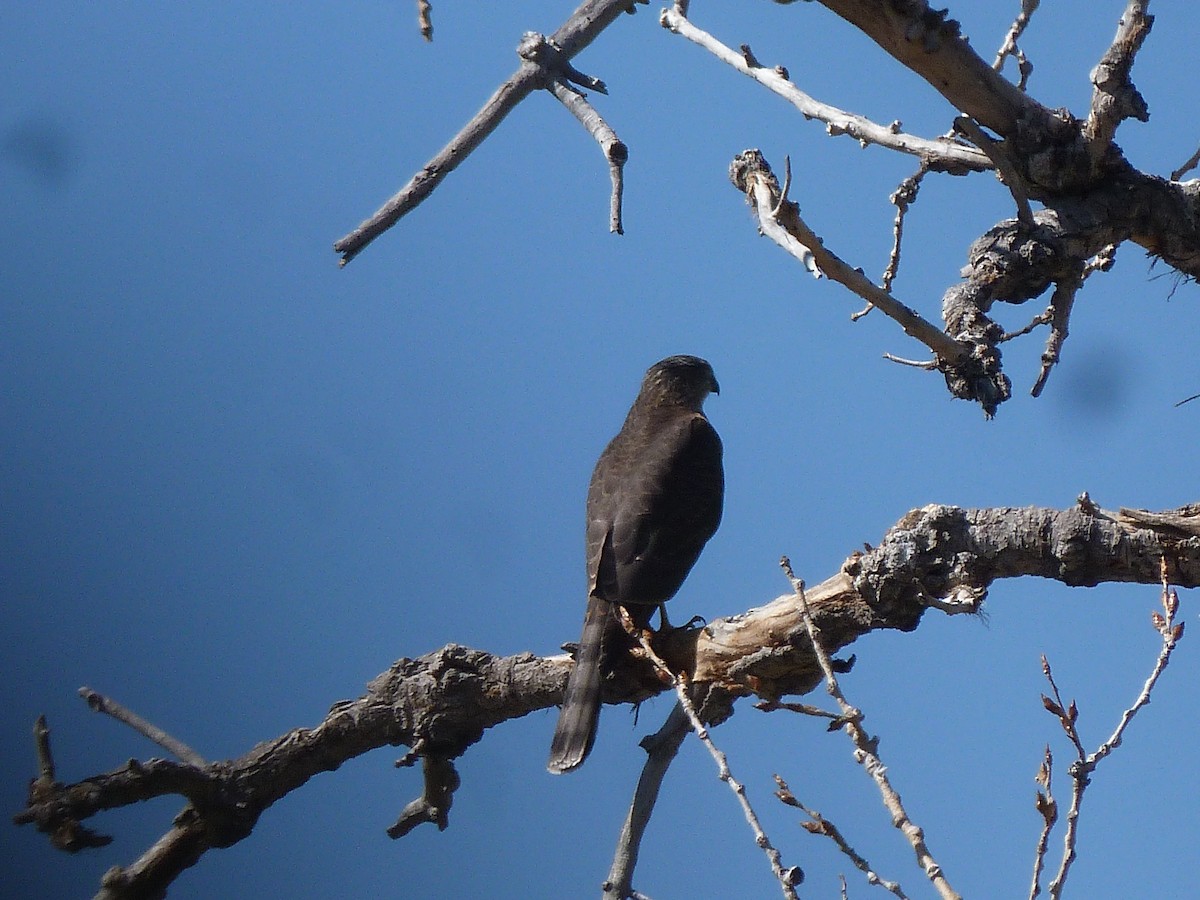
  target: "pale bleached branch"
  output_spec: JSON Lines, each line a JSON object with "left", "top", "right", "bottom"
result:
{"left": 334, "top": 0, "right": 639, "bottom": 265}
{"left": 623, "top": 610, "right": 802, "bottom": 900}
{"left": 993, "top": 0, "right": 1039, "bottom": 89}
{"left": 780, "top": 558, "right": 961, "bottom": 900}
{"left": 544, "top": 74, "right": 628, "bottom": 234}
{"left": 728, "top": 149, "right": 967, "bottom": 364}
{"left": 880, "top": 164, "right": 928, "bottom": 295}
{"left": 660, "top": 6, "right": 991, "bottom": 175}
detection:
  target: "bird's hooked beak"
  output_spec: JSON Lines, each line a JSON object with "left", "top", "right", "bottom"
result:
{"left": 710, "top": 375, "right": 721, "bottom": 396}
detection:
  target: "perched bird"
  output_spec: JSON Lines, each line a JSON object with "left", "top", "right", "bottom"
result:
{"left": 547, "top": 355, "right": 724, "bottom": 774}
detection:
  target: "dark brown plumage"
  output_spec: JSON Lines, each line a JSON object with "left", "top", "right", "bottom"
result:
{"left": 547, "top": 355, "right": 724, "bottom": 774}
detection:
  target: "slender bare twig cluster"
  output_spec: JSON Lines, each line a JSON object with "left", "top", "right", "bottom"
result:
{"left": 345, "top": 1, "right": 1199, "bottom": 414}
{"left": 615, "top": 607, "right": 802, "bottom": 900}
{"left": 1030, "top": 557, "right": 1184, "bottom": 899}
{"left": 775, "top": 775, "right": 910, "bottom": 899}
{"left": 779, "top": 556, "right": 961, "bottom": 900}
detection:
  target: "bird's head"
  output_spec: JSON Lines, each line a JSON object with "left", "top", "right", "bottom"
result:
{"left": 641, "top": 355, "right": 719, "bottom": 411}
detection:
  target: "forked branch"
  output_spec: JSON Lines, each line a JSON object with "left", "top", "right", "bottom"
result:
{"left": 17, "top": 501, "right": 1200, "bottom": 897}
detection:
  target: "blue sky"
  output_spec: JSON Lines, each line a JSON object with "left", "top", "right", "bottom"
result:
{"left": 4, "top": 3, "right": 1198, "bottom": 897}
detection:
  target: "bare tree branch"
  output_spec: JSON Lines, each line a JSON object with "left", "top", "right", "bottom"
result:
{"left": 1030, "top": 266, "right": 1084, "bottom": 397}
{"left": 545, "top": 75, "right": 628, "bottom": 234}
{"left": 814, "top": 0, "right": 1046, "bottom": 137}
{"left": 952, "top": 115, "right": 1034, "bottom": 229}
{"left": 880, "top": 163, "right": 928, "bottom": 295}
{"left": 79, "top": 687, "right": 208, "bottom": 768}
{"left": 1038, "top": 559, "right": 1183, "bottom": 899}
{"left": 334, "top": 0, "right": 640, "bottom": 265}
{"left": 780, "top": 559, "right": 959, "bottom": 900}
{"left": 1028, "top": 746, "right": 1057, "bottom": 900}
{"left": 776, "top": 776, "right": 910, "bottom": 899}
{"left": 1082, "top": 1, "right": 1153, "bottom": 170}
{"left": 1171, "top": 143, "right": 1200, "bottom": 182}
{"left": 660, "top": 7, "right": 991, "bottom": 175}
{"left": 993, "top": 0, "right": 1039, "bottom": 89}
{"left": 604, "top": 702, "right": 690, "bottom": 900}
{"left": 17, "top": 501, "right": 1200, "bottom": 896}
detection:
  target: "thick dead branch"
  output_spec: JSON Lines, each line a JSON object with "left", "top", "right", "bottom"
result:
{"left": 1117, "top": 503, "right": 1200, "bottom": 538}
{"left": 1082, "top": 1, "right": 1153, "bottom": 170}
{"left": 728, "top": 149, "right": 1022, "bottom": 415}
{"left": 729, "top": 150, "right": 960, "bottom": 356}
{"left": 334, "top": 0, "right": 637, "bottom": 264}
{"left": 814, "top": 0, "right": 1046, "bottom": 138}
{"left": 17, "top": 502, "right": 1200, "bottom": 896}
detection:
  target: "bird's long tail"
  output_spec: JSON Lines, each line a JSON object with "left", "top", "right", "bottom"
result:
{"left": 547, "top": 595, "right": 609, "bottom": 774}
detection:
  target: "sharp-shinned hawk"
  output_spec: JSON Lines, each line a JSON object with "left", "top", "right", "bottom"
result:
{"left": 547, "top": 355, "right": 724, "bottom": 774}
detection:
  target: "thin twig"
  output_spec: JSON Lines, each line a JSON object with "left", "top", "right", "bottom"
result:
{"left": 756, "top": 698, "right": 844, "bottom": 723}
{"left": 1040, "top": 558, "right": 1183, "bottom": 899}
{"left": 780, "top": 556, "right": 961, "bottom": 900}
{"left": 622, "top": 610, "right": 802, "bottom": 899}
{"left": 604, "top": 702, "right": 691, "bottom": 900}
{"left": 546, "top": 77, "right": 628, "bottom": 234}
{"left": 1027, "top": 746, "right": 1056, "bottom": 900}
{"left": 882, "top": 352, "right": 939, "bottom": 369}
{"left": 79, "top": 687, "right": 208, "bottom": 767}
{"left": 993, "top": 0, "right": 1039, "bottom": 89}
{"left": 661, "top": 7, "right": 991, "bottom": 175}
{"left": 776, "top": 775, "right": 910, "bottom": 898}
{"left": 1001, "top": 306, "right": 1053, "bottom": 342}
{"left": 880, "top": 164, "right": 928, "bottom": 294}
{"left": 953, "top": 115, "right": 1034, "bottom": 228}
